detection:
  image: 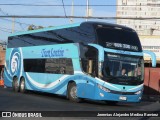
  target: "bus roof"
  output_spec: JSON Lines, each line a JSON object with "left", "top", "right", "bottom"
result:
{"left": 9, "top": 21, "right": 135, "bottom": 37}
{"left": 8, "top": 21, "right": 141, "bottom": 52}
{"left": 9, "top": 22, "right": 81, "bottom": 37}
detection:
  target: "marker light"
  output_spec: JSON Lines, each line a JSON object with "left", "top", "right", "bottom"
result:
{"left": 135, "top": 90, "right": 142, "bottom": 95}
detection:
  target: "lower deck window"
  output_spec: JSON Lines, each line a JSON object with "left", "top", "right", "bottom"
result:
{"left": 24, "top": 58, "right": 74, "bottom": 74}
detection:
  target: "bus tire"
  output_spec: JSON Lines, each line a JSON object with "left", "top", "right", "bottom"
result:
{"left": 20, "top": 78, "right": 26, "bottom": 93}
{"left": 68, "top": 82, "right": 81, "bottom": 103}
{"left": 12, "top": 77, "right": 19, "bottom": 92}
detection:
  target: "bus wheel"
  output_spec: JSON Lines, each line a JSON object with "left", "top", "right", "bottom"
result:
{"left": 12, "top": 77, "right": 19, "bottom": 92}
{"left": 68, "top": 82, "right": 81, "bottom": 103}
{"left": 20, "top": 78, "right": 26, "bottom": 93}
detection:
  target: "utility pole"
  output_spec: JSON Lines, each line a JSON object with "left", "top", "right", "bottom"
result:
{"left": 86, "top": 0, "right": 89, "bottom": 21}
{"left": 70, "top": 0, "right": 74, "bottom": 23}
{"left": 12, "top": 17, "right": 15, "bottom": 33}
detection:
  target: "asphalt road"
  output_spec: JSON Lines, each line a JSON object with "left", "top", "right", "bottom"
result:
{"left": 0, "top": 87, "right": 159, "bottom": 120}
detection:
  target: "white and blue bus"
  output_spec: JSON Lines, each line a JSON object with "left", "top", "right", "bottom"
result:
{"left": 4, "top": 21, "right": 156, "bottom": 103}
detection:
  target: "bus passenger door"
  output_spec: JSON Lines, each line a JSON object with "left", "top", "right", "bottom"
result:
{"left": 80, "top": 59, "right": 97, "bottom": 99}
{"left": 79, "top": 46, "right": 98, "bottom": 99}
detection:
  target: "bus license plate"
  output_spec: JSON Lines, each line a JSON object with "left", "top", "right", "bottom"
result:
{"left": 119, "top": 96, "right": 127, "bottom": 100}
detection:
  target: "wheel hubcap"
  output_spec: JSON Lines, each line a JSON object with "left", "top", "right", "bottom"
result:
{"left": 70, "top": 86, "right": 77, "bottom": 99}
{"left": 21, "top": 81, "right": 25, "bottom": 90}
{"left": 15, "top": 81, "right": 18, "bottom": 88}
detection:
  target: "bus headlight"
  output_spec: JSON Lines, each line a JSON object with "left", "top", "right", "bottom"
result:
{"left": 135, "top": 90, "right": 142, "bottom": 95}
{"left": 97, "top": 84, "right": 111, "bottom": 93}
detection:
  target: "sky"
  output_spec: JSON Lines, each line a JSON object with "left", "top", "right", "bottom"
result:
{"left": 0, "top": 0, "right": 116, "bottom": 42}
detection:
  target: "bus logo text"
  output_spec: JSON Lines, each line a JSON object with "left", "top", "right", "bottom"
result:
{"left": 41, "top": 48, "right": 64, "bottom": 58}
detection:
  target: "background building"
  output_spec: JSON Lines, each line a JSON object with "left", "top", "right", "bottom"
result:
{"left": 117, "top": 0, "right": 160, "bottom": 35}
{"left": 116, "top": 0, "right": 160, "bottom": 64}
{"left": 140, "top": 35, "right": 160, "bottom": 63}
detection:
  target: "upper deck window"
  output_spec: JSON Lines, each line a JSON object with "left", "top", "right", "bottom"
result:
{"left": 96, "top": 27, "right": 142, "bottom": 52}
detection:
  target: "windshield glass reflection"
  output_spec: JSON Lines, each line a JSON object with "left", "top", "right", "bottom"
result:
{"left": 102, "top": 53, "right": 144, "bottom": 85}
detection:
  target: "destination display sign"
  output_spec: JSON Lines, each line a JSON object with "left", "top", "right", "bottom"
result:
{"left": 106, "top": 42, "right": 138, "bottom": 51}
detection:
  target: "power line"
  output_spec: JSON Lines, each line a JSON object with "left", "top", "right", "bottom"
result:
{"left": 0, "top": 8, "right": 41, "bottom": 28}
{"left": 19, "top": 22, "right": 25, "bottom": 30}
{"left": 0, "top": 8, "right": 32, "bottom": 26}
{"left": 0, "top": 4, "right": 160, "bottom": 7}
{"left": 0, "top": 26, "right": 20, "bottom": 32}
{"left": 61, "top": 0, "right": 67, "bottom": 18}
{"left": 0, "top": 8, "right": 8, "bottom": 15}
{"left": 0, "top": 15, "right": 160, "bottom": 20}
{"left": 0, "top": 18, "right": 32, "bottom": 26}
{"left": 0, "top": 29, "right": 12, "bottom": 33}
{"left": 0, "top": 8, "right": 25, "bottom": 31}
{"left": 0, "top": 9, "right": 24, "bottom": 34}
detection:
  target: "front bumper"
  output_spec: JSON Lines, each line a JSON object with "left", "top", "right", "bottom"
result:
{"left": 94, "top": 86, "right": 142, "bottom": 102}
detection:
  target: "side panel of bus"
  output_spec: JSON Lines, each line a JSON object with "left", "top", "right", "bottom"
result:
{"left": 4, "top": 43, "right": 92, "bottom": 96}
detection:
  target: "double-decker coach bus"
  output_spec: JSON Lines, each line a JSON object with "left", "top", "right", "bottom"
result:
{"left": 4, "top": 21, "right": 156, "bottom": 103}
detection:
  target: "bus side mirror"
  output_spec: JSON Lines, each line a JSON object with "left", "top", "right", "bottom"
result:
{"left": 143, "top": 50, "right": 156, "bottom": 67}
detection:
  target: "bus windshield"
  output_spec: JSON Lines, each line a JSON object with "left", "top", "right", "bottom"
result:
{"left": 102, "top": 53, "right": 144, "bottom": 85}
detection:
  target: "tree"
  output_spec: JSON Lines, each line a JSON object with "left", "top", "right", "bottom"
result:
{"left": 28, "top": 25, "right": 36, "bottom": 30}
{"left": 27, "top": 25, "right": 44, "bottom": 30}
